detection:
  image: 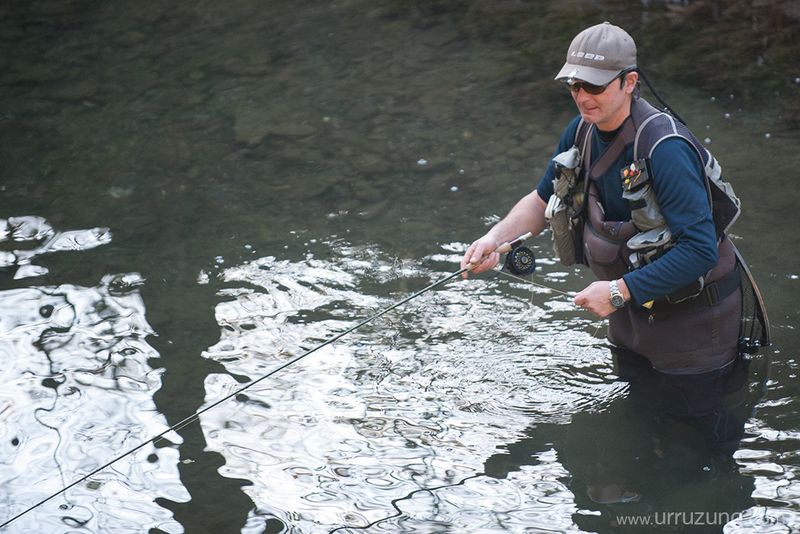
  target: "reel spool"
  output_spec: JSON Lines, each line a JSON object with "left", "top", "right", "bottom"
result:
{"left": 503, "top": 245, "right": 536, "bottom": 276}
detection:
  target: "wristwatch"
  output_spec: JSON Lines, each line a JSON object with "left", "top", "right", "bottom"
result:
{"left": 609, "top": 280, "right": 626, "bottom": 309}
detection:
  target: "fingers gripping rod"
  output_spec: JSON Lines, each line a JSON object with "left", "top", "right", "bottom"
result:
{"left": 465, "top": 232, "right": 533, "bottom": 272}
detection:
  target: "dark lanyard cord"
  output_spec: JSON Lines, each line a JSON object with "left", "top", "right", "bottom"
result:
{"left": 637, "top": 68, "right": 687, "bottom": 126}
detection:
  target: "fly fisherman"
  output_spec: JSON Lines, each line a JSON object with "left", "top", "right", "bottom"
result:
{"left": 461, "top": 22, "right": 767, "bottom": 374}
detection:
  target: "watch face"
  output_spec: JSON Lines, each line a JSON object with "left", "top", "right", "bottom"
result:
{"left": 609, "top": 280, "right": 624, "bottom": 308}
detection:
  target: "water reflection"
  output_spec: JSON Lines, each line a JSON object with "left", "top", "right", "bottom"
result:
{"left": 196, "top": 238, "right": 789, "bottom": 532}
{"left": 0, "top": 218, "right": 186, "bottom": 532}
{"left": 485, "top": 348, "right": 762, "bottom": 532}
{"left": 0, "top": 216, "right": 111, "bottom": 279}
{"left": 201, "top": 241, "right": 625, "bottom": 532}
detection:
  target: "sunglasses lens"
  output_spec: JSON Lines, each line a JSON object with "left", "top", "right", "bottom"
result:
{"left": 583, "top": 83, "right": 605, "bottom": 95}
{"left": 566, "top": 81, "right": 605, "bottom": 95}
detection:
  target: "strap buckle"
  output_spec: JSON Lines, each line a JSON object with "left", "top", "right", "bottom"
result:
{"left": 704, "top": 282, "right": 720, "bottom": 306}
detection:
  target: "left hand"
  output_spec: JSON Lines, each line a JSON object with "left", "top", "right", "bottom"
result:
{"left": 460, "top": 235, "right": 501, "bottom": 278}
{"left": 574, "top": 280, "right": 618, "bottom": 318}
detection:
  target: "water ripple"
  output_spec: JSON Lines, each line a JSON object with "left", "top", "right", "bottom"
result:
{"left": 0, "top": 216, "right": 111, "bottom": 279}
{"left": 201, "top": 241, "right": 623, "bottom": 531}
{"left": 0, "top": 273, "right": 186, "bottom": 533}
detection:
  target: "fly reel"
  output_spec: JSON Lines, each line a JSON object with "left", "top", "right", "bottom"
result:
{"left": 503, "top": 244, "right": 536, "bottom": 276}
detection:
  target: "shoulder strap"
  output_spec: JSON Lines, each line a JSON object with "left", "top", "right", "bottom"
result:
{"left": 572, "top": 119, "right": 594, "bottom": 205}
{"left": 632, "top": 97, "right": 741, "bottom": 237}
{"left": 588, "top": 117, "right": 636, "bottom": 181}
{"left": 574, "top": 119, "right": 593, "bottom": 158}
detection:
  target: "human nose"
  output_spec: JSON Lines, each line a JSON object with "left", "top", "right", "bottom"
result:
{"left": 571, "top": 86, "right": 591, "bottom": 102}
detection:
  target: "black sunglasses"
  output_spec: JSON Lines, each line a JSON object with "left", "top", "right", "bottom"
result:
{"left": 565, "top": 69, "right": 633, "bottom": 95}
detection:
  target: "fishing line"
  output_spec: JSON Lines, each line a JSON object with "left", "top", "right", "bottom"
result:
{"left": 2, "top": 233, "right": 535, "bottom": 529}
{"left": 494, "top": 268, "right": 572, "bottom": 297}
{"left": 494, "top": 266, "right": 605, "bottom": 338}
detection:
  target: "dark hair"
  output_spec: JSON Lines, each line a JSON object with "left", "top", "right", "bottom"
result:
{"left": 618, "top": 69, "right": 641, "bottom": 99}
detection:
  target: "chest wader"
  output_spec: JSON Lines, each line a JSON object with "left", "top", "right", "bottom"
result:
{"left": 550, "top": 97, "right": 769, "bottom": 373}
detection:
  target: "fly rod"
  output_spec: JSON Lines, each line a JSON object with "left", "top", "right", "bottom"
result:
{"left": 2, "top": 232, "right": 534, "bottom": 529}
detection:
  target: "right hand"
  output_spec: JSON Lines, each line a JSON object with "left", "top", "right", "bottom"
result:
{"left": 460, "top": 235, "right": 500, "bottom": 278}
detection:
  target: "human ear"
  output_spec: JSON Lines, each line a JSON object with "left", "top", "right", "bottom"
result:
{"left": 624, "top": 72, "right": 638, "bottom": 94}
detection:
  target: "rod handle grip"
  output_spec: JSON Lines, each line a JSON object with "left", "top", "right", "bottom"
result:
{"left": 495, "top": 232, "right": 533, "bottom": 255}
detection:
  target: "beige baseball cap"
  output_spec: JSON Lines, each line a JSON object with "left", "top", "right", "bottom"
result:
{"left": 554, "top": 22, "right": 637, "bottom": 85}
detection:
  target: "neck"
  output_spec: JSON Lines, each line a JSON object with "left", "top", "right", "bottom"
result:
{"left": 597, "top": 122, "right": 623, "bottom": 142}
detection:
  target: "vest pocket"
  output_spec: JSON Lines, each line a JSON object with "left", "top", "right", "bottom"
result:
{"left": 546, "top": 194, "right": 580, "bottom": 266}
{"left": 621, "top": 159, "right": 665, "bottom": 232}
{"left": 583, "top": 221, "right": 630, "bottom": 280}
{"left": 546, "top": 145, "right": 585, "bottom": 266}
{"left": 626, "top": 226, "right": 672, "bottom": 269}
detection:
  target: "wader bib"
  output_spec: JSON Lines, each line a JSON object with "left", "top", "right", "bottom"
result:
{"left": 573, "top": 98, "right": 752, "bottom": 373}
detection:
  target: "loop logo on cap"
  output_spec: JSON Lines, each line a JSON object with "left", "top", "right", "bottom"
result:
{"left": 555, "top": 22, "right": 637, "bottom": 86}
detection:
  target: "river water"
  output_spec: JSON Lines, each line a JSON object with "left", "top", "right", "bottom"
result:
{"left": 1, "top": 1, "right": 799, "bottom": 533}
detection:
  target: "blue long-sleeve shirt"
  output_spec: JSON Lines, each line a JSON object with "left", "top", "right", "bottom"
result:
{"left": 536, "top": 116, "right": 718, "bottom": 305}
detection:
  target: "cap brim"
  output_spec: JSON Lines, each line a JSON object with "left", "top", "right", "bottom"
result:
{"left": 554, "top": 62, "right": 620, "bottom": 86}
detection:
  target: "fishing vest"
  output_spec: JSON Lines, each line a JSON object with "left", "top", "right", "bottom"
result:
{"left": 549, "top": 97, "right": 745, "bottom": 373}
{"left": 549, "top": 97, "right": 741, "bottom": 275}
